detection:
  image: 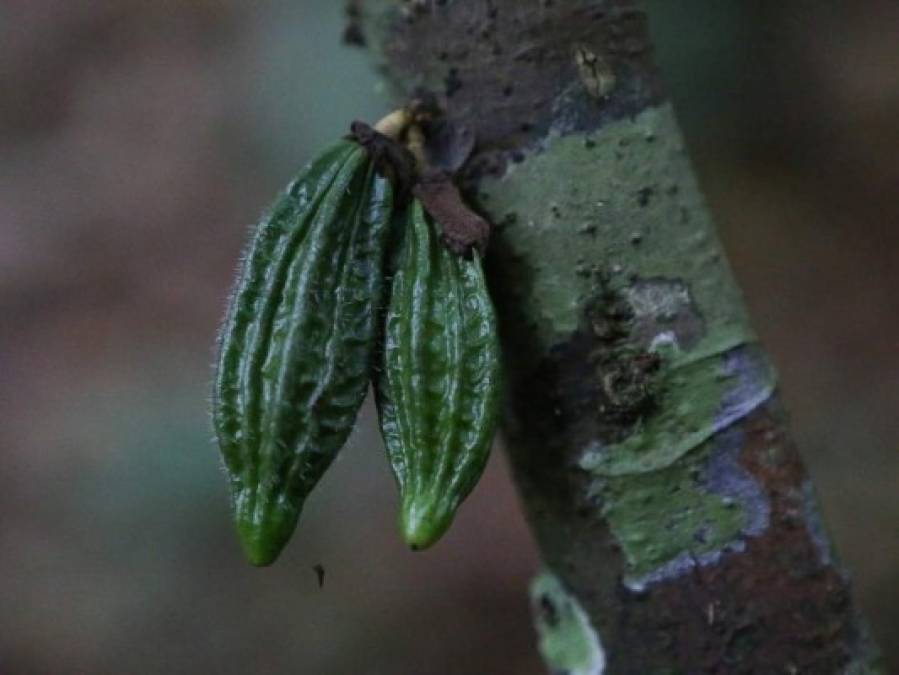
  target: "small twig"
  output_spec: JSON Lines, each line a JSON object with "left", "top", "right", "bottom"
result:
{"left": 404, "top": 123, "right": 492, "bottom": 256}
{"left": 414, "top": 166, "right": 491, "bottom": 257}
{"left": 348, "top": 118, "right": 417, "bottom": 202}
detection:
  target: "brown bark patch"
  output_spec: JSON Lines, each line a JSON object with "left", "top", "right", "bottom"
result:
{"left": 355, "top": 0, "right": 663, "bottom": 160}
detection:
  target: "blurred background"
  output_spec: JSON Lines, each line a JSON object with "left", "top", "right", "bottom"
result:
{"left": 0, "top": 1, "right": 896, "bottom": 673}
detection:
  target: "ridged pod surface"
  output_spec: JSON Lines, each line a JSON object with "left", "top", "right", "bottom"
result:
{"left": 213, "top": 139, "right": 392, "bottom": 565}
{"left": 376, "top": 200, "right": 502, "bottom": 550}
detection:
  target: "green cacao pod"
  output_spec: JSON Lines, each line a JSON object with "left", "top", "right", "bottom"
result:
{"left": 375, "top": 199, "right": 502, "bottom": 550}
{"left": 213, "top": 139, "right": 392, "bottom": 565}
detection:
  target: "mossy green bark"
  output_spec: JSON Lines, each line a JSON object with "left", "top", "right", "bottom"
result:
{"left": 531, "top": 571, "right": 606, "bottom": 675}
{"left": 478, "top": 104, "right": 750, "bottom": 350}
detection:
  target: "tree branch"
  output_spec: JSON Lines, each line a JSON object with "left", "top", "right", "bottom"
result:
{"left": 352, "top": 1, "right": 884, "bottom": 672}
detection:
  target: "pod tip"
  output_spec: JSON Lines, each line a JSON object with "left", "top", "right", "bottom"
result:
{"left": 233, "top": 492, "right": 301, "bottom": 566}
{"left": 400, "top": 498, "right": 456, "bottom": 551}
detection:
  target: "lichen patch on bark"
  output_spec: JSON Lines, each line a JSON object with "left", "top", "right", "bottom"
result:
{"left": 581, "top": 342, "right": 777, "bottom": 476}
{"left": 592, "top": 426, "right": 773, "bottom": 590}
{"left": 478, "top": 104, "right": 753, "bottom": 353}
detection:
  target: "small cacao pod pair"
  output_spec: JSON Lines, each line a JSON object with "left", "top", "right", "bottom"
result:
{"left": 212, "top": 123, "right": 501, "bottom": 565}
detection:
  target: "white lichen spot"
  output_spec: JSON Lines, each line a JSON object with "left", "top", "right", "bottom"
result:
{"left": 530, "top": 571, "right": 606, "bottom": 675}
{"left": 624, "top": 280, "right": 692, "bottom": 323}
{"left": 649, "top": 330, "right": 679, "bottom": 353}
{"left": 578, "top": 440, "right": 605, "bottom": 471}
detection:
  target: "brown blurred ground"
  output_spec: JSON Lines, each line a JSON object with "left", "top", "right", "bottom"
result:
{"left": 0, "top": 2, "right": 896, "bottom": 673}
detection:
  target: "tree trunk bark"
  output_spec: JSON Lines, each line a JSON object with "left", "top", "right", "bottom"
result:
{"left": 351, "top": 1, "right": 884, "bottom": 672}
